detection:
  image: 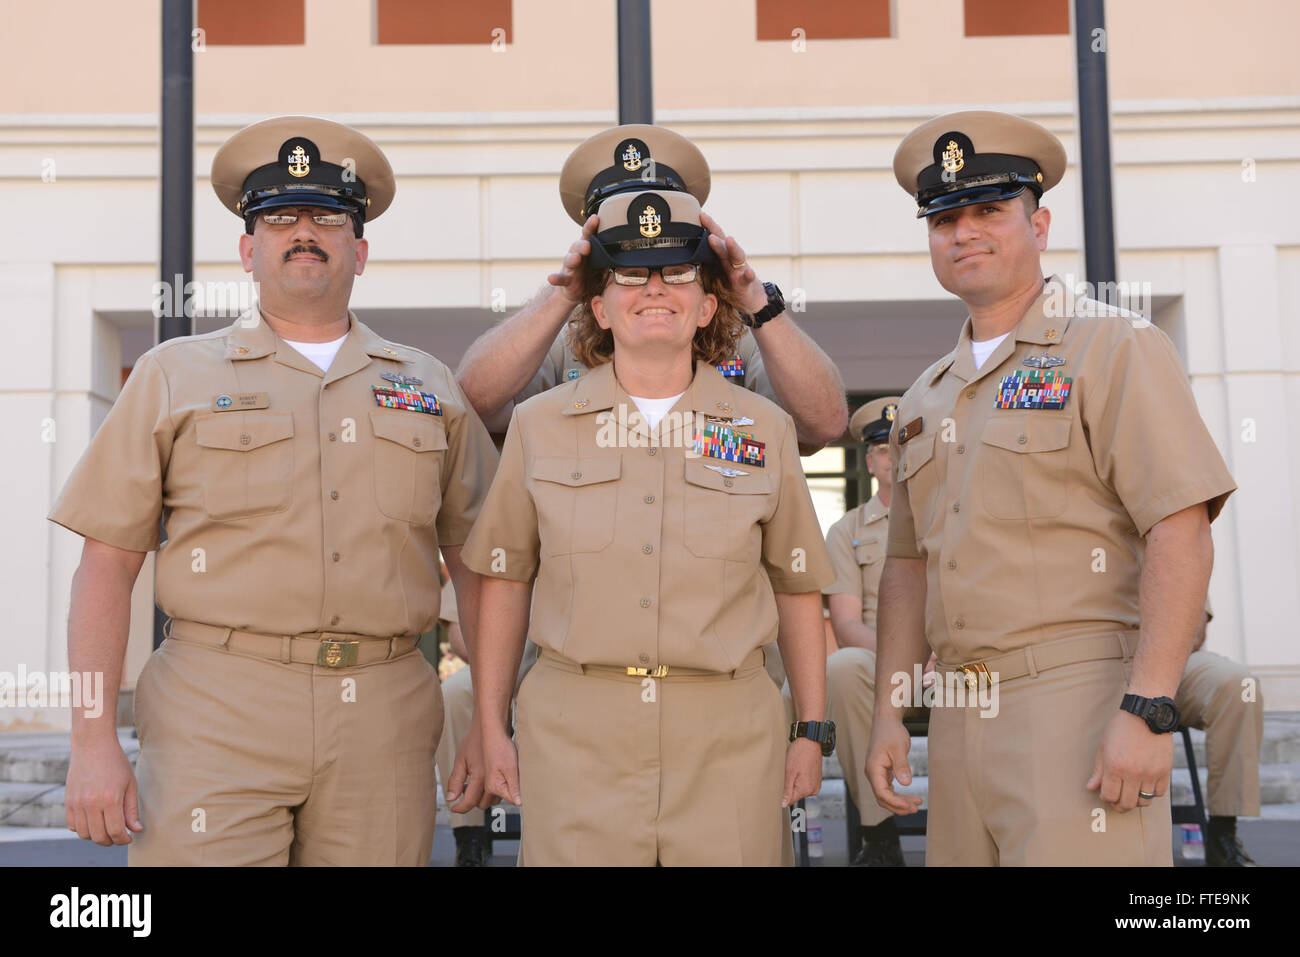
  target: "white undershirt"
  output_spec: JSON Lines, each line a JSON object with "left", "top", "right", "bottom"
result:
{"left": 283, "top": 333, "right": 348, "bottom": 373}
{"left": 628, "top": 392, "right": 686, "bottom": 430}
{"left": 970, "top": 332, "right": 1010, "bottom": 371}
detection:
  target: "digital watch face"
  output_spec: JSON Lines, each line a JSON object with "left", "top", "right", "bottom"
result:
{"left": 1156, "top": 701, "right": 1178, "bottom": 731}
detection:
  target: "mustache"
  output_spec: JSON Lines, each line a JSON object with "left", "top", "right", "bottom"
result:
{"left": 284, "top": 244, "right": 329, "bottom": 262}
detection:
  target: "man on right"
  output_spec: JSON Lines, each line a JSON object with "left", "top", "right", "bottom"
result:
{"left": 1178, "top": 601, "right": 1262, "bottom": 866}
{"left": 866, "top": 111, "right": 1237, "bottom": 866}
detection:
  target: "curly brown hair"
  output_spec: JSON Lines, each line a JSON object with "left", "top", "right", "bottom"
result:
{"left": 566, "top": 263, "right": 748, "bottom": 368}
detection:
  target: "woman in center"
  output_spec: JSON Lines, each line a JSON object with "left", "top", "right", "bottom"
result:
{"left": 461, "top": 127, "right": 834, "bottom": 866}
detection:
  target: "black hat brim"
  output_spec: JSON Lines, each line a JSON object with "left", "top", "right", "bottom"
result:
{"left": 918, "top": 182, "right": 1032, "bottom": 219}
{"left": 588, "top": 229, "right": 717, "bottom": 269}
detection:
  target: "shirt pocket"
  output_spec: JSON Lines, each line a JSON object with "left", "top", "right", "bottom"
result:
{"left": 370, "top": 411, "right": 448, "bottom": 526}
{"left": 194, "top": 412, "right": 295, "bottom": 521}
{"left": 528, "top": 456, "right": 621, "bottom": 556}
{"left": 895, "top": 431, "right": 939, "bottom": 523}
{"left": 853, "top": 535, "right": 884, "bottom": 568}
{"left": 979, "top": 415, "right": 1072, "bottom": 519}
{"left": 682, "top": 458, "right": 774, "bottom": 561}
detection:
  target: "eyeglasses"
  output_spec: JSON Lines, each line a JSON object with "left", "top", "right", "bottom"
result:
{"left": 609, "top": 264, "right": 700, "bottom": 286}
{"left": 260, "top": 210, "right": 351, "bottom": 227}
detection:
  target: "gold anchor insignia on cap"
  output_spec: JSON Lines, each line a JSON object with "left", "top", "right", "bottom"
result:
{"left": 638, "top": 204, "right": 661, "bottom": 238}
{"left": 287, "top": 145, "right": 311, "bottom": 178}
{"left": 621, "top": 143, "right": 642, "bottom": 171}
{"left": 574, "top": 398, "right": 589, "bottom": 409}
{"left": 942, "top": 139, "right": 965, "bottom": 174}
{"left": 884, "top": 403, "right": 898, "bottom": 421}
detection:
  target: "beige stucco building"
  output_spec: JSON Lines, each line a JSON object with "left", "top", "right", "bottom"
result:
{"left": 2, "top": 0, "right": 1298, "bottom": 728}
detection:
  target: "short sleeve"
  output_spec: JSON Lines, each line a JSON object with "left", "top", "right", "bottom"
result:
{"left": 885, "top": 422, "right": 922, "bottom": 559}
{"left": 461, "top": 408, "right": 540, "bottom": 582}
{"left": 513, "top": 330, "right": 569, "bottom": 405}
{"left": 48, "top": 352, "right": 175, "bottom": 552}
{"left": 436, "top": 374, "right": 501, "bottom": 547}
{"left": 739, "top": 330, "right": 779, "bottom": 405}
{"left": 822, "top": 514, "right": 861, "bottom": 597}
{"left": 1084, "top": 324, "right": 1236, "bottom": 536}
{"left": 439, "top": 579, "right": 459, "bottom": 624}
{"left": 761, "top": 417, "right": 834, "bottom": 593}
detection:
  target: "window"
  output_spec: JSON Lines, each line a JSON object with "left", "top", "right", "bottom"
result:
{"left": 377, "top": 0, "right": 512, "bottom": 45}
{"left": 196, "top": 0, "right": 305, "bottom": 45}
{"left": 756, "top": 0, "right": 891, "bottom": 41}
{"left": 964, "top": 0, "right": 1069, "bottom": 37}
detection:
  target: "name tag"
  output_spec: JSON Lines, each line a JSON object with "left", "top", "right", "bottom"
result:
{"left": 212, "top": 392, "right": 269, "bottom": 412}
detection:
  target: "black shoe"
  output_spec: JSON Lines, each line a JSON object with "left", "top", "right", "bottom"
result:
{"left": 453, "top": 826, "right": 490, "bottom": 867}
{"left": 850, "top": 818, "right": 905, "bottom": 867}
{"left": 1206, "top": 817, "right": 1258, "bottom": 867}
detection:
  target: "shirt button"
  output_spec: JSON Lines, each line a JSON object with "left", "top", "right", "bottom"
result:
{"left": 1017, "top": 434, "right": 1028, "bottom": 445}
{"left": 952, "top": 503, "right": 960, "bottom": 513}
{"left": 571, "top": 471, "right": 583, "bottom": 480}
{"left": 966, "top": 390, "right": 976, "bottom": 399}
{"left": 724, "top": 478, "right": 734, "bottom": 488}
{"left": 954, "top": 617, "right": 966, "bottom": 630}
{"left": 956, "top": 444, "right": 965, "bottom": 454}
{"left": 330, "top": 615, "right": 340, "bottom": 626}
{"left": 639, "top": 598, "right": 651, "bottom": 608}
{"left": 330, "top": 490, "right": 339, "bottom": 501}
{"left": 331, "top": 551, "right": 341, "bottom": 562}
{"left": 639, "top": 653, "right": 650, "bottom": 664}
{"left": 644, "top": 494, "right": 655, "bottom": 504}
{"left": 328, "top": 432, "right": 337, "bottom": 442}
{"left": 642, "top": 544, "right": 653, "bottom": 554}
{"left": 648, "top": 447, "right": 657, "bottom": 456}
{"left": 947, "top": 559, "right": 957, "bottom": 570}
{"left": 413, "top": 437, "right": 422, "bottom": 448}
{"left": 239, "top": 433, "right": 251, "bottom": 446}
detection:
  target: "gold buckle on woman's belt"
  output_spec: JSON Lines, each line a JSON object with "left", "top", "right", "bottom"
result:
{"left": 318, "top": 639, "right": 361, "bottom": 668}
{"left": 626, "top": 665, "right": 669, "bottom": 678}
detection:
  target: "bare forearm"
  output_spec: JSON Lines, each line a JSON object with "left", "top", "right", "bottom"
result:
{"left": 67, "top": 542, "right": 145, "bottom": 746}
{"left": 753, "top": 314, "right": 848, "bottom": 448}
{"left": 775, "top": 591, "right": 826, "bottom": 721}
{"left": 442, "top": 546, "right": 480, "bottom": 666}
{"left": 827, "top": 593, "right": 875, "bottom": 650}
{"left": 475, "top": 577, "right": 532, "bottom": 732}
{"left": 456, "top": 286, "right": 575, "bottom": 421}
{"left": 1131, "top": 504, "right": 1214, "bottom": 698}
{"left": 873, "top": 557, "right": 929, "bottom": 722}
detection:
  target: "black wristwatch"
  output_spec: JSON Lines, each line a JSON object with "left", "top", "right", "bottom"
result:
{"left": 1119, "top": 694, "right": 1181, "bottom": 734}
{"left": 790, "top": 719, "right": 836, "bottom": 756}
{"left": 743, "top": 281, "right": 785, "bottom": 329}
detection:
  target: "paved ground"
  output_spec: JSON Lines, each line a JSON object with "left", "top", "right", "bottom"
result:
{"left": 1, "top": 818, "right": 1294, "bottom": 867}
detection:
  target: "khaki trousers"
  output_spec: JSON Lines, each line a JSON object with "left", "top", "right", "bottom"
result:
{"left": 927, "top": 649, "right": 1172, "bottom": 866}
{"left": 129, "top": 634, "right": 441, "bottom": 866}
{"left": 516, "top": 649, "right": 788, "bottom": 866}
{"left": 1176, "top": 650, "right": 1263, "bottom": 817}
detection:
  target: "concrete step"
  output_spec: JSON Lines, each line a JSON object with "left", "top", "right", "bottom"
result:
{"left": 0, "top": 782, "right": 68, "bottom": 828}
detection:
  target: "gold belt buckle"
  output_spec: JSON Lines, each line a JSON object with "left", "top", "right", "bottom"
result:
{"left": 958, "top": 661, "right": 992, "bottom": 690}
{"left": 318, "top": 639, "right": 360, "bottom": 668}
{"left": 626, "top": 665, "right": 669, "bottom": 678}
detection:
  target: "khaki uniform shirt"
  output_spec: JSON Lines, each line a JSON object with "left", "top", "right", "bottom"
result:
{"left": 515, "top": 326, "right": 779, "bottom": 406}
{"left": 463, "top": 360, "right": 834, "bottom": 672}
{"left": 49, "top": 312, "right": 498, "bottom": 639}
{"left": 886, "top": 277, "right": 1236, "bottom": 665}
{"left": 822, "top": 494, "right": 889, "bottom": 629}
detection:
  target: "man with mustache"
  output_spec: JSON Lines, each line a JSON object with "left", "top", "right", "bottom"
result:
{"left": 866, "top": 111, "right": 1236, "bottom": 865}
{"left": 49, "top": 116, "right": 497, "bottom": 865}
